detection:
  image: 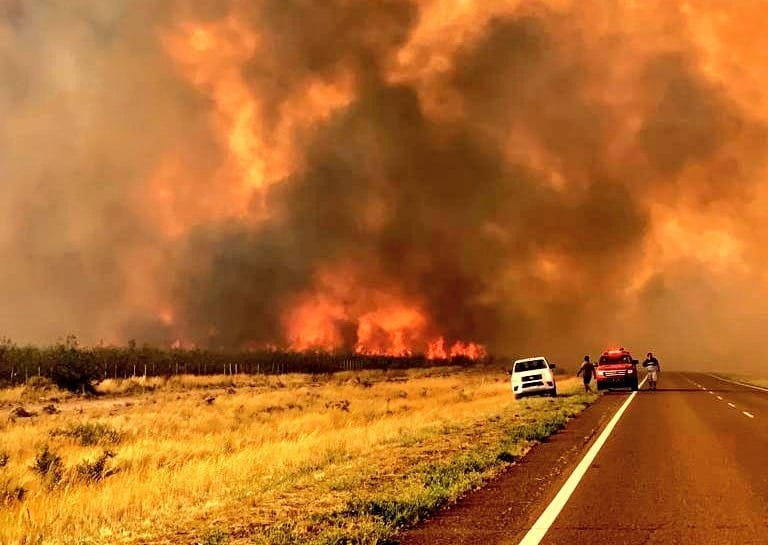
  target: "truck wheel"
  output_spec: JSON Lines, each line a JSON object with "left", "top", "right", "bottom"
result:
{"left": 549, "top": 387, "right": 558, "bottom": 397}
{"left": 631, "top": 380, "right": 639, "bottom": 391}
{"left": 513, "top": 393, "right": 521, "bottom": 400}
{"left": 596, "top": 383, "right": 604, "bottom": 391}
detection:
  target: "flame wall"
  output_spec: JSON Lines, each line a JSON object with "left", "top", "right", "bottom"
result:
{"left": 2, "top": 0, "right": 767, "bottom": 369}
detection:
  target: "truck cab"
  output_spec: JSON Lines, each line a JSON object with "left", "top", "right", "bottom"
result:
{"left": 510, "top": 356, "right": 558, "bottom": 399}
{"left": 595, "top": 348, "right": 639, "bottom": 391}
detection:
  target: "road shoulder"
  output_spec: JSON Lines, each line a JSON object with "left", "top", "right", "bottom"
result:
{"left": 396, "top": 392, "right": 630, "bottom": 545}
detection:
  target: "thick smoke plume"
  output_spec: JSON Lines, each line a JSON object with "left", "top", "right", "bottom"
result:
{"left": 2, "top": 0, "right": 768, "bottom": 370}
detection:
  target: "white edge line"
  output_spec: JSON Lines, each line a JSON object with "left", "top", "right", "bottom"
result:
{"left": 708, "top": 374, "right": 768, "bottom": 393}
{"left": 743, "top": 411, "right": 755, "bottom": 419}
{"left": 517, "top": 377, "right": 647, "bottom": 545}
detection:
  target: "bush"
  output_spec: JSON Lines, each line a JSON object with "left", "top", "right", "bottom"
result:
{"left": 24, "top": 376, "right": 54, "bottom": 391}
{"left": 0, "top": 478, "right": 26, "bottom": 505}
{"left": 197, "top": 529, "right": 229, "bottom": 545}
{"left": 32, "top": 445, "right": 63, "bottom": 487}
{"left": 75, "top": 450, "right": 116, "bottom": 483}
{"left": 48, "top": 337, "right": 102, "bottom": 394}
{"left": 52, "top": 422, "right": 123, "bottom": 446}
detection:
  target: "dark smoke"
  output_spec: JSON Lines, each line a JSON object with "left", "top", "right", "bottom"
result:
{"left": 2, "top": 1, "right": 767, "bottom": 371}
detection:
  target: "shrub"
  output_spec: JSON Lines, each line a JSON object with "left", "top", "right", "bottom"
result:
{"left": 0, "top": 451, "right": 8, "bottom": 467}
{"left": 75, "top": 450, "right": 116, "bottom": 483}
{"left": 24, "top": 376, "right": 54, "bottom": 391}
{"left": 0, "top": 478, "right": 26, "bottom": 505}
{"left": 32, "top": 445, "right": 63, "bottom": 487}
{"left": 47, "top": 336, "right": 102, "bottom": 394}
{"left": 10, "top": 406, "right": 36, "bottom": 418}
{"left": 197, "top": 529, "right": 229, "bottom": 545}
{"left": 52, "top": 422, "right": 123, "bottom": 446}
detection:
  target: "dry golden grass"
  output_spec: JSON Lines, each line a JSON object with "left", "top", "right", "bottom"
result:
{"left": 721, "top": 374, "right": 768, "bottom": 389}
{"left": 0, "top": 366, "right": 591, "bottom": 544}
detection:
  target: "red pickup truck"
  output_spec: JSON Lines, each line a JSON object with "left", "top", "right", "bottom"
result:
{"left": 595, "top": 348, "right": 639, "bottom": 391}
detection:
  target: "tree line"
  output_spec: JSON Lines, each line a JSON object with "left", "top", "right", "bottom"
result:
{"left": 0, "top": 336, "right": 488, "bottom": 393}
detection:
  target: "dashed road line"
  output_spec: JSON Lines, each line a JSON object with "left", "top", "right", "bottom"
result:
{"left": 684, "top": 374, "right": 757, "bottom": 420}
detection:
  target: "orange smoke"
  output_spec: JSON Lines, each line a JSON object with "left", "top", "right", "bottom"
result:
{"left": 148, "top": 11, "right": 356, "bottom": 241}
{"left": 128, "top": 0, "right": 768, "bottom": 363}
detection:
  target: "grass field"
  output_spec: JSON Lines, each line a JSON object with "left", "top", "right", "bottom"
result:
{"left": 720, "top": 374, "right": 768, "bottom": 389}
{"left": 0, "top": 366, "right": 595, "bottom": 544}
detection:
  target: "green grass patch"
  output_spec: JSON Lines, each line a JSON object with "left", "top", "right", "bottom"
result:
{"left": 250, "top": 390, "right": 595, "bottom": 544}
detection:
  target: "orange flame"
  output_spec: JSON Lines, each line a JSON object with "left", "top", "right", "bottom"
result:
{"left": 427, "top": 337, "right": 487, "bottom": 360}
{"left": 283, "top": 265, "right": 486, "bottom": 359}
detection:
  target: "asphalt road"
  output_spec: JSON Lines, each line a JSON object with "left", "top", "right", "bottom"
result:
{"left": 536, "top": 371, "right": 768, "bottom": 544}
{"left": 399, "top": 372, "right": 768, "bottom": 545}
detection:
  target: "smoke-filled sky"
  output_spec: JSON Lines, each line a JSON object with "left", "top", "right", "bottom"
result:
{"left": 2, "top": 0, "right": 768, "bottom": 370}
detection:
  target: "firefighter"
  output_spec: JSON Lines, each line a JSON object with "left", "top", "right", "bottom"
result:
{"left": 642, "top": 352, "right": 660, "bottom": 390}
{"left": 576, "top": 355, "right": 596, "bottom": 393}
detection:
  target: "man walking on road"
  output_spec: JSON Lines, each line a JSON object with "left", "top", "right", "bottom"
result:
{"left": 643, "top": 352, "right": 660, "bottom": 390}
{"left": 576, "top": 355, "right": 596, "bottom": 393}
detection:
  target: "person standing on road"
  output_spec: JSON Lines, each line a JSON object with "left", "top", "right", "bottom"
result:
{"left": 643, "top": 352, "right": 660, "bottom": 390}
{"left": 576, "top": 355, "right": 596, "bottom": 393}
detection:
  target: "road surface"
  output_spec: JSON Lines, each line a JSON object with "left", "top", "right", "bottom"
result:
{"left": 398, "top": 372, "right": 768, "bottom": 545}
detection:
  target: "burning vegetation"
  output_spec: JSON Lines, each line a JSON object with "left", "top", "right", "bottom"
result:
{"left": 2, "top": 1, "right": 768, "bottom": 367}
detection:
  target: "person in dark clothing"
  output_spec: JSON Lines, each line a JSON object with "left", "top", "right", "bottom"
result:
{"left": 642, "top": 352, "right": 660, "bottom": 390}
{"left": 577, "top": 355, "right": 596, "bottom": 392}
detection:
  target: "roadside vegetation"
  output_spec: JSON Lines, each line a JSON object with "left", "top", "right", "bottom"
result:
{"left": 0, "top": 365, "right": 595, "bottom": 544}
{"left": 719, "top": 374, "right": 768, "bottom": 389}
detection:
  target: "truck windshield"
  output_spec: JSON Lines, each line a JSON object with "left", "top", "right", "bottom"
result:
{"left": 514, "top": 359, "right": 547, "bottom": 372}
{"left": 599, "top": 355, "right": 633, "bottom": 364}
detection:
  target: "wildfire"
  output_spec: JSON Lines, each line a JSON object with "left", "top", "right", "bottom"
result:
{"left": 354, "top": 306, "right": 426, "bottom": 357}
{"left": 283, "top": 294, "right": 348, "bottom": 352}
{"left": 283, "top": 265, "right": 487, "bottom": 359}
{"left": 427, "top": 337, "right": 488, "bottom": 360}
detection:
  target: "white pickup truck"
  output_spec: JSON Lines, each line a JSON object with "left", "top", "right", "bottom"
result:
{"left": 509, "top": 356, "right": 558, "bottom": 399}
